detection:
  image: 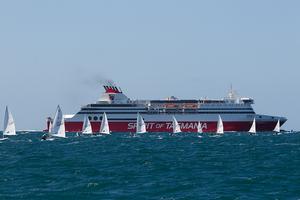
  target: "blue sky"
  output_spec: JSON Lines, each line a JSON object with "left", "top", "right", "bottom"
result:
{"left": 0, "top": 0, "right": 299, "bottom": 130}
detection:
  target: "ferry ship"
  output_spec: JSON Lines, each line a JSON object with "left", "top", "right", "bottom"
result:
{"left": 46, "top": 84, "right": 287, "bottom": 133}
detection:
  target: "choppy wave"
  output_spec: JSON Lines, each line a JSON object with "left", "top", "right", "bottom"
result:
{"left": 0, "top": 132, "right": 299, "bottom": 199}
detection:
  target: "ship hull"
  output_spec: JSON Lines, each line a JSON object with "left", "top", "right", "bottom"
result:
{"left": 60, "top": 120, "right": 285, "bottom": 133}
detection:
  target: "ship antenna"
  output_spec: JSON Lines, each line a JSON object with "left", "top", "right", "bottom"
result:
{"left": 229, "top": 83, "right": 235, "bottom": 99}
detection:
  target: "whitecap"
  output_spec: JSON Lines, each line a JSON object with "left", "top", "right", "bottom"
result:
{"left": 66, "top": 141, "right": 80, "bottom": 145}
{"left": 87, "top": 182, "right": 99, "bottom": 188}
{"left": 157, "top": 136, "right": 163, "bottom": 140}
{"left": 91, "top": 134, "right": 103, "bottom": 137}
{"left": 210, "top": 135, "right": 221, "bottom": 138}
{"left": 275, "top": 143, "right": 300, "bottom": 146}
{"left": 41, "top": 138, "right": 55, "bottom": 142}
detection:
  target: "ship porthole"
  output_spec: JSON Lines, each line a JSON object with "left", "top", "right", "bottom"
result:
{"left": 94, "top": 116, "right": 98, "bottom": 121}
{"left": 88, "top": 116, "right": 92, "bottom": 120}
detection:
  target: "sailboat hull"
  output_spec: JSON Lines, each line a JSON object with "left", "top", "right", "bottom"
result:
{"left": 52, "top": 135, "right": 67, "bottom": 138}
{"left": 3, "top": 133, "right": 16, "bottom": 136}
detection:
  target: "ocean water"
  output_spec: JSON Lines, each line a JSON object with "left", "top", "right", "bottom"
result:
{"left": 0, "top": 132, "right": 300, "bottom": 200}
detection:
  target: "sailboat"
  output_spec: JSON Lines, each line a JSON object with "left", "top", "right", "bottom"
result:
{"left": 197, "top": 121, "right": 203, "bottom": 133}
{"left": 50, "top": 105, "right": 66, "bottom": 138}
{"left": 273, "top": 120, "right": 281, "bottom": 133}
{"left": 100, "top": 112, "right": 110, "bottom": 134}
{"left": 82, "top": 115, "right": 93, "bottom": 134}
{"left": 172, "top": 116, "right": 181, "bottom": 134}
{"left": 3, "top": 106, "right": 16, "bottom": 136}
{"left": 136, "top": 113, "right": 146, "bottom": 134}
{"left": 216, "top": 115, "right": 224, "bottom": 134}
{"left": 249, "top": 118, "right": 256, "bottom": 134}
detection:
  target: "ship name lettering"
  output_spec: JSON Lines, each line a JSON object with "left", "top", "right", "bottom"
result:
{"left": 147, "top": 123, "right": 155, "bottom": 129}
{"left": 201, "top": 123, "right": 208, "bottom": 130}
{"left": 128, "top": 123, "right": 135, "bottom": 130}
{"left": 166, "top": 122, "right": 172, "bottom": 129}
{"left": 155, "top": 123, "right": 164, "bottom": 129}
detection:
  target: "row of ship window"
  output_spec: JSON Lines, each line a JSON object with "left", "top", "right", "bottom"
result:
{"left": 87, "top": 114, "right": 264, "bottom": 122}
{"left": 82, "top": 107, "right": 253, "bottom": 111}
{"left": 88, "top": 116, "right": 102, "bottom": 121}
{"left": 81, "top": 111, "right": 255, "bottom": 116}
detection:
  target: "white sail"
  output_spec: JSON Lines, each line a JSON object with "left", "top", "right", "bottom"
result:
{"left": 273, "top": 120, "right": 281, "bottom": 133}
{"left": 50, "top": 105, "right": 66, "bottom": 138}
{"left": 3, "top": 106, "right": 16, "bottom": 136}
{"left": 197, "top": 121, "right": 203, "bottom": 133}
{"left": 249, "top": 118, "right": 256, "bottom": 134}
{"left": 216, "top": 115, "right": 224, "bottom": 134}
{"left": 172, "top": 116, "right": 181, "bottom": 133}
{"left": 48, "top": 121, "right": 52, "bottom": 133}
{"left": 136, "top": 113, "right": 146, "bottom": 134}
{"left": 100, "top": 112, "right": 110, "bottom": 134}
{"left": 82, "top": 115, "right": 93, "bottom": 134}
